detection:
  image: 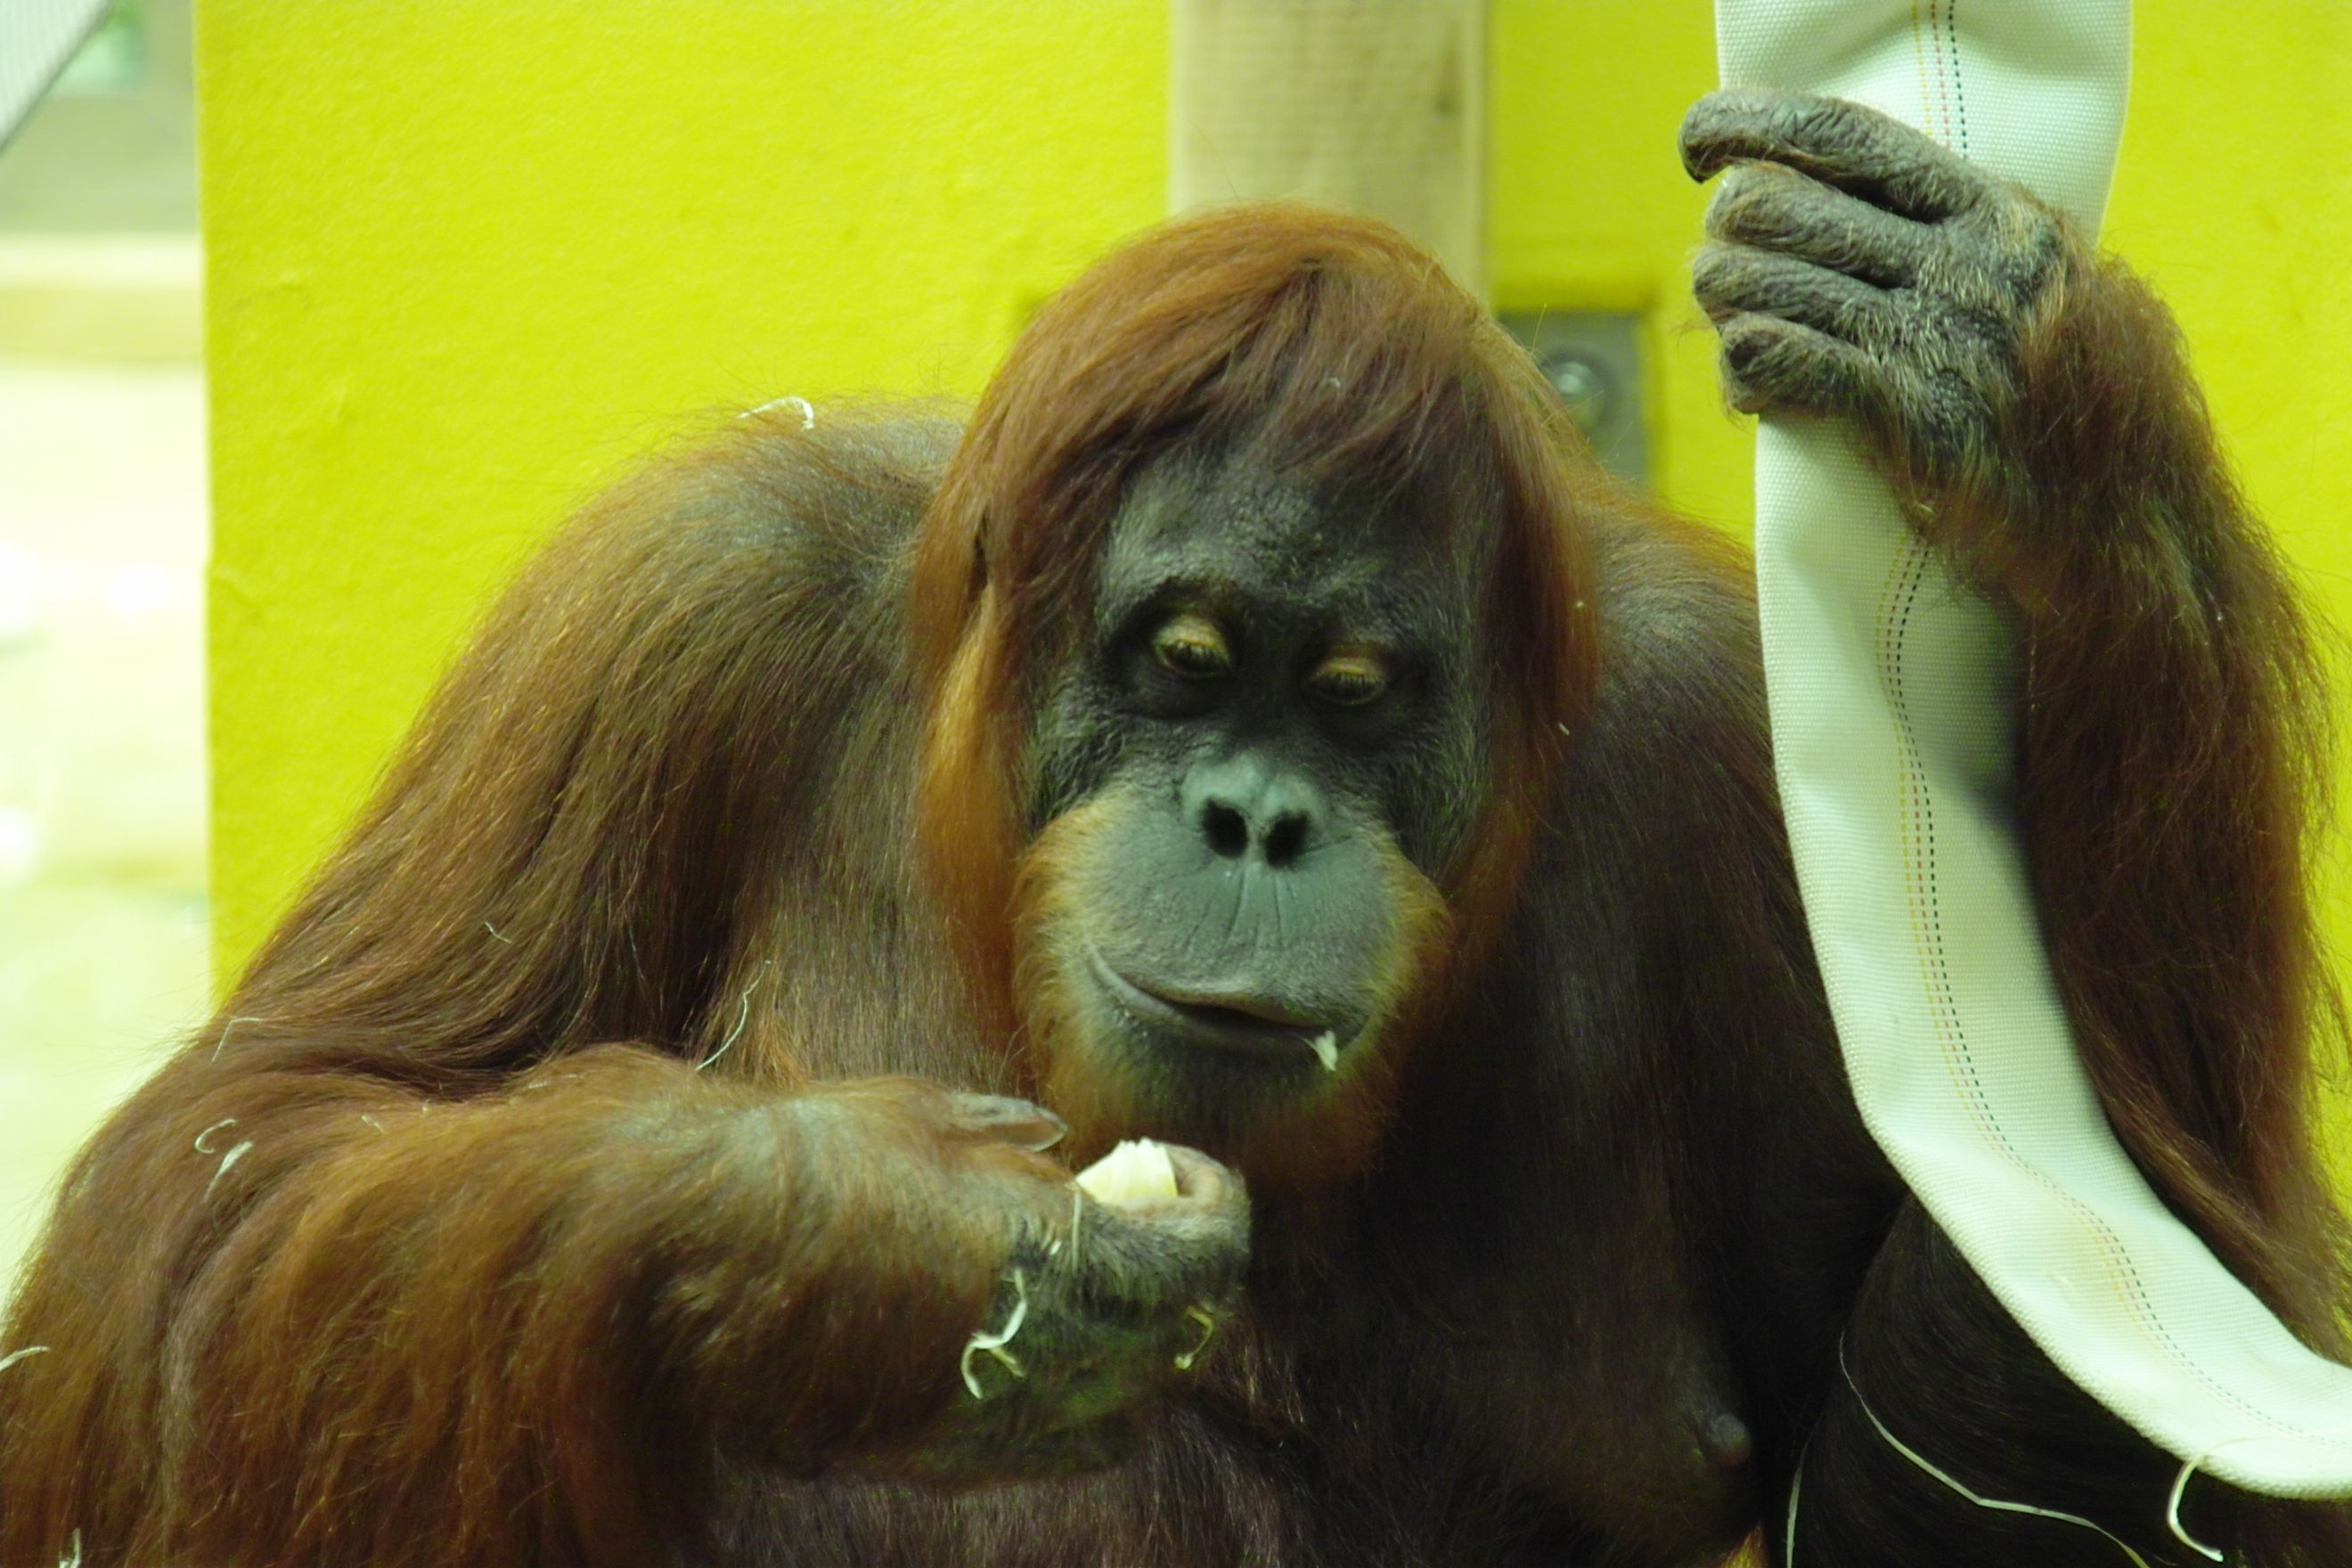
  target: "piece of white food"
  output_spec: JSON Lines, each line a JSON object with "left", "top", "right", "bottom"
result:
{"left": 1074, "top": 1138, "right": 1180, "bottom": 1205}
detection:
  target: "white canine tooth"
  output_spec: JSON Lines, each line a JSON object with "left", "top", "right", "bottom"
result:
{"left": 1307, "top": 1031, "right": 1338, "bottom": 1072}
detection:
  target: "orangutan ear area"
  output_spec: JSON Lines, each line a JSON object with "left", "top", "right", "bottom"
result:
{"left": 4, "top": 7, "right": 2352, "bottom": 1566}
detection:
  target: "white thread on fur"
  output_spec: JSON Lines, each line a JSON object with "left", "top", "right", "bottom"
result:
{"left": 745, "top": 395, "right": 816, "bottom": 429}
{"left": 192, "top": 1117, "right": 237, "bottom": 1154}
{"left": 1784, "top": 1437, "right": 1808, "bottom": 1563}
{"left": 2163, "top": 1424, "right": 2352, "bottom": 1563}
{"left": 960, "top": 1266, "right": 1031, "bottom": 1398}
{"left": 210, "top": 1014, "right": 263, "bottom": 1062}
{"left": 1840, "top": 1343, "right": 2153, "bottom": 1566}
{"left": 698, "top": 968, "right": 767, "bottom": 1073}
{"left": 1174, "top": 1305, "right": 1218, "bottom": 1371}
{"left": 2164, "top": 1450, "right": 2227, "bottom": 1564}
{"left": 0, "top": 1345, "right": 50, "bottom": 1376}
{"left": 205, "top": 1140, "right": 255, "bottom": 1197}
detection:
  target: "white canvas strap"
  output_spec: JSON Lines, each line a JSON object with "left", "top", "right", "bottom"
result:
{"left": 0, "top": 0, "right": 109, "bottom": 149}
{"left": 1719, "top": 0, "right": 2352, "bottom": 1497}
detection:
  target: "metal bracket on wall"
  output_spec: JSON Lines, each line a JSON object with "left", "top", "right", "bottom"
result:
{"left": 1498, "top": 310, "right": 1647, "bottom": 487}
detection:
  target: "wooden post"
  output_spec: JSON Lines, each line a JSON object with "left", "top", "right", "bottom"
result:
{"left": 1170, "top": 0, "right": 1485, "bottom": 298}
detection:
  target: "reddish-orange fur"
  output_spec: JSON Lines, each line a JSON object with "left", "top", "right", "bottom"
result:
{"left": 1776, "top": 224, "right": 2352, "bottom": 1568}
{"left": 913, "top": 209, "right": 1597, "bottom": 1028}
{"left": 0, "top": 197, "right": 2345, "bottom": 1568}
{"left": 1860, "top": 241, "right": 2348, "bottom": 1329}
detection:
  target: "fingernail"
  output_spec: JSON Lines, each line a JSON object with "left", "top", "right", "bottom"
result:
{"left": 949, "top": 1092, "right": 1067, "bottom": 1148}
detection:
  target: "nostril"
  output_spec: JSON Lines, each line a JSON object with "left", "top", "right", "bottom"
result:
{"left": 1264, "top": 813, "right": 1310, "bottom": 867}
{"left": 1202, "top": 800, "right": 1249, "bottom": 859}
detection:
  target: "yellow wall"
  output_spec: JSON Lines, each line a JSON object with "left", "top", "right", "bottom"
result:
{"left": 204, "top": 0, "right": 2352, "bottom": 1121}
{"left": 199, "top": 1, "right": 1172, "bottom": 969}
{"left": 2108, "top": 10, "right": 2352, "bottom": 1088}
{"left": 1489, "top": 4, "right": 1751, "bottom": 530}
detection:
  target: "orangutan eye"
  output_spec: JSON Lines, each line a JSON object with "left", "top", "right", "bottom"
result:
{"left": 1151, "top": 614, "right": 1233, "bottom": 679}
{"left": 1307, "top": 649, "right": 1390, "bottom": 706}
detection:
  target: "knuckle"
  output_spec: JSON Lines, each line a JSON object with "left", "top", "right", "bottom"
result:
{"left": 1707, "top": 166, "right": 1817, "bottom": 249}
{"left": 1783, "top": 94, "right": 1861, "bottom": 155}
{"left": 1689, "top": 242, "right": 1744, "bottom": 299}
{"left": 1702, "top": 171, "right": 1758, "bottom": 237}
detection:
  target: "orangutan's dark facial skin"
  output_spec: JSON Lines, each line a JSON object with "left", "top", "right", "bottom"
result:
{"left": 1015, "top": 452, "right": 1476, "bottom": 1144}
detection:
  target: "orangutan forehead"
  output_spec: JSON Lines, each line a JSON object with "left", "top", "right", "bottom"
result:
{"left": 1107, "top": 445, "right": 1466, "bottom": 562}
{"left": 1087, "top": 446, "right": 1470, "bottom": 640}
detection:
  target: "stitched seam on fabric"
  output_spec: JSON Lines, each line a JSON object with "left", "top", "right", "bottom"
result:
{"left": 1946, "top": 1, "right": 1970, "bottom": 154}
{"left": 1930, "top": 4, "right": 1955, "bottom": 147}
{"left": 1898, "top": 25, "right": 2315, "bottom": 1449}
{"left": 1870, "top": 542, "right": 2164, "bottom": 1363}
{"left": 1882, "top": 538, "right": 2002, "bottom": 1149}
{"left": 1879, "top": 538, "right": 2143, "bottom": 1354}
{"left": 1876, "top": 534, "right": 2305, "bottom": 1444}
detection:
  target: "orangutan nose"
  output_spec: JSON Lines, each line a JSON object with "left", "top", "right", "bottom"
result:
{"left": 1183, "top": 752, "right": 1323, "bottom": 869}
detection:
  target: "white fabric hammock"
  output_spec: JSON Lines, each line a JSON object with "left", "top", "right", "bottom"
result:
{"left": 1719, "top": 0, "right": 2352, "bottom": 1498}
